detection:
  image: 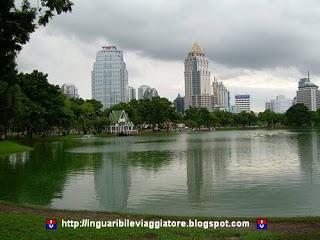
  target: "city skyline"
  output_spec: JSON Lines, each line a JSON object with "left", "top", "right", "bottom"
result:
{"left": 15, "top": 0, "right": 320, "bottom": 111}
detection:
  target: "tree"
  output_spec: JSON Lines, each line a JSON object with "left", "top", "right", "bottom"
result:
{"left": 0, "top": 0, "right": 73, "bottom": 75}
{"left": 18, "top": 71, "right": 65, "bottom": 136}
{"left": 285, "top": 104, "right": 311, "bottom": 127}
{"left": 185, "top": 107, "right": 211, "bottom": 129}
{"left": 234, "top": 111, "right": 248, "bottom": 127}
{"left": 0, "top": 0, "right": 73, "bottom": 138}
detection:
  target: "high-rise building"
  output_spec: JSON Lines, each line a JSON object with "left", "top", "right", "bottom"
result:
{"left": 212, "top": 77, "right": 230, "bottom": 111}
{"left": 235, "top": 94, "right": 251, "bottom": 113}
{"left": 143, "top": 88, "right": 158, "bottom": 99}
{"left": 184, "top": 43, "right": 212, "bottom": 111}
{"left": 299, "top": 78, "right": 309, "bottom": 88}
{"left": 61, "top": 83, "right": 79, "bottom": 98}
{"left": 128, "top": 86, "right": 136, "bottom": 101}
{"left": 138, "top": 85, "right": 158, "bottom": 99}
{"left": 91, "top": 46, "right": 128, "bottom": 109}
{"left": 270, "top": 95, "right": 292, "bottom": 113}
{"left": 174, "top": 94, "right": 185, "bottom": 113}
{"left": 296, "top": 77, "right": 320, "bottom": 111}
{"left": 138, "top": 85, "right": 151, "bottom": 99}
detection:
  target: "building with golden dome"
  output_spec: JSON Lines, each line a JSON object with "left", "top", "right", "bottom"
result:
{"left": 184, "top": 43, "right": 214, "bottom": 111}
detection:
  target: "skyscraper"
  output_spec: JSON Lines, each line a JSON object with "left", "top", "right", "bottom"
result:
{"left": 61, "top": 83, "right": 79, "bottom": 98}
{"left": 212, "top": 77, "right": 230, "bottom": 111}
{"left": 91, "top": 46, "right": 128, "bottom": 109}
{"left": 128, "top": 86, "right": 136, "bottom": 101}
{"left": 235, "top": 94, "right": 251, "bottom": 113}
{"left": 296, "top": 77, "right": 320, "bottom": 111}
{"left": 184, "top": 43, "right": 212, "bottom": 111}
{"left": 143, "top": 88, "right": 158, "bottom": 99}
{"left": 174, "top": 94, "right": 185, "bottom": 113}
{"left": 138, "top": 85, "right": 151, "bottom": 99}
{"left": 138, "top": 85, "right": 158, "bottom": 99}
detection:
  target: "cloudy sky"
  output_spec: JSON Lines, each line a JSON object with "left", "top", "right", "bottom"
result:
{"left": 16, "top": 0, "right": 320, "bottom": 111}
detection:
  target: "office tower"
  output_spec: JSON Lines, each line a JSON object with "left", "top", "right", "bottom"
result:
{"left": 174, "top": 94, "right": 185, "bottom": 113}
{"left": 91, "top": 46, "right": 128, "bottom": 109}
{"left": 184, "top": 42, "right": 213, "bottom": 111}
{"left": 128, "top": 86, "right": 136, "bottom": 101}
{"left": 212, "top": 77, "right": 230, "bottom": 111}
{"left": 138, "top": 85, "right": 158, "bottom": 99}
{"left": 299, "top": 78, "right": 309, "bottom": 88}
{"left": 138, "top": 85, "right": 151, "bottom": 99}
{"left": 143, "top": 88, "right": 158, "bottom": 99}
{"left": 270, "top": 95, "right": 292, "bottom": 113}
{"left": 299, "top": 72, "right": 310, "bottom": 88}
{"left": 296, "top": 76, "right": 320, "bottom": 111}
{"left": 61, "top": 83, "right": 79, "bottom": 98}
{"left": 235, "top": 94, "right": 251, "bottom": 113}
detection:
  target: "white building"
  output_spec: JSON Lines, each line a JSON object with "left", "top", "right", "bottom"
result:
{"left": 91, "top": 46, "right": 128, "bottom": 109}
{"left": 297, "top": 81, "right": 320, "bottom": 111}
{"left": 128, "top": 86, "right": 136, "bottom": 101}
{"left": 109, "top": 110, "right": 134, "bottom": 134}
{"left": 269, "top": 95, "right": 292, "bottom": 113}
{"left": 61, "top": 83, "right": 79, "bottom": 98}
{"left": 184, "top": 43, "right": 213, "bottom": 111}
{"left": 212, "top": 77, "right": 230, "bottom": 111}
{"left": 235, "top": 94, "right": 251, "bottom": 113}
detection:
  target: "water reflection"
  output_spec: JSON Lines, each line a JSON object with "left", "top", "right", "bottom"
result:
{"left": 94, "top": 152, "right": 131, "bottom": 211}
{"left": 186, "top": 139, "right": 214, "bottom": 203}
{"left": 0, "top": 141, "right": 102, "bottom": 206}
{"left": 297, "top": 131, "right": 320, "bottom": 184}
{"left": 1, "top": 130, "right": 320, "bottom": 216}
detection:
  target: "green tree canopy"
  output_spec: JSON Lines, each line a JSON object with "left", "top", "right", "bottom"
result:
{"left": 285, "top": 104, "right": 311, "bottom": 127}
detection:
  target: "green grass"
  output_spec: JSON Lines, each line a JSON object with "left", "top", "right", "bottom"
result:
{"left": 0, "top": 140, "right": 33, "bottom": 155}
{"left": 0, "top": 212, "right": 319, "bottom": 240}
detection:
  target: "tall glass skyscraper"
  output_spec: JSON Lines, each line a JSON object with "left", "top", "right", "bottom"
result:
{"left": 184, "top": 43, "right": 213, "bottom": 111}
{"left": 91, "top": 46, "right": 128, "bottom": 109}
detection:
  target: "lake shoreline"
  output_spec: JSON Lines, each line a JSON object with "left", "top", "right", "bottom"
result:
{"left": 1, "top": 126, "right": 319, "bottom": 155}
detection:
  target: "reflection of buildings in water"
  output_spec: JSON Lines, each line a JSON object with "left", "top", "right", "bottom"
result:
{"left": 186, "top": 136, "right": 233, "bottom": 203}
{"left": 186, "top": 141, "right": 214, "bottom": 203}
{"left": 212, "top": 143, "right": 231, "bottom": 177}
{"left": 231, "top": 134, "right": 253, "bottom": 165}
{"left": 297, "top": 132, "right": 319, "bottom": 183}
{"left": 7, "top": 152, "right": 30, "bottom": 166}
{"left": 94, "top": 152, "right": 131, "bottom": 211}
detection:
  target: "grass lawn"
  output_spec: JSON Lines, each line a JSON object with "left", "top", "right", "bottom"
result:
{"left": 0, "top": 213, "right": 280, "bottom": 240}
{"left": 0, "top": 140, "right": 33, "bottom": 155}
{"left": 0, "top": 203, "right": 319, "bottom": 240}
{"left": 1, "top": 213, "right": 320, "bottom": 240}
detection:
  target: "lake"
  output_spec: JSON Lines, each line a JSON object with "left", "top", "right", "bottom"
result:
{"left": 1, "top": 129, "right": 320, "bottom": 216}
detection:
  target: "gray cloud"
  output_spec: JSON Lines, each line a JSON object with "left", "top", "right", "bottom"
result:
{"left": 44, "top": 0, "right": 320, "bottom": 72}
{"left": 17, "top": 0, "right": 320, "bottom": 112}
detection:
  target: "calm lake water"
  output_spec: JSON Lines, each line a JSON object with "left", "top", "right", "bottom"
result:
{"left": 1, "top": 130, "right": 320, "bottom": 216}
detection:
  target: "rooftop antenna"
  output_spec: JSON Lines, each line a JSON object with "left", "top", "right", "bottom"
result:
{"left": 308, "top": 71, "right": 310, "bottom": 81}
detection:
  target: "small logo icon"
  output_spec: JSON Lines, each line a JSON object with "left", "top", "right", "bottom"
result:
{"left": 256, "top": 218, "right": 267, "bottom": 230}
{"left": 46, "top": 218, "right": 57, "bottom": 230}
